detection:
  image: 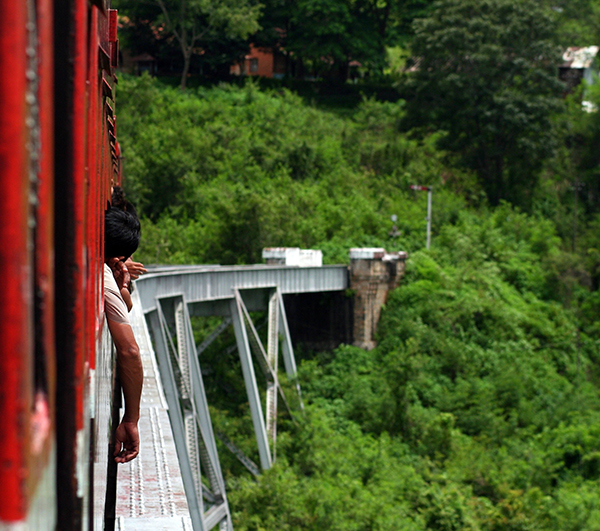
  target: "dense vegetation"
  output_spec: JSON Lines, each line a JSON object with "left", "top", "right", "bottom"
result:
{"left": 119, "top": 75, "right": 459, "bottom": 264}
{"left": 406, "top": 0, "right": 563, "bottom": 208}
{"left": 116, "top": 0, "right": 600, "bottom": 85}
{"left": 117, "top": 73, "right": 600, "bottom": 529}
{"left": 114, "top": 0, "right": 600, "bottom": 527}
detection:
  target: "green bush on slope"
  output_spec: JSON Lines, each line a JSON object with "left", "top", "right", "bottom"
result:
{"left": 280, "top": 207, "right": 600, "bottom": 530}
{"left": 117, "top": 74, "right": 464, "bottom": 265}
{"left": 114, "top": 76, "right": 600, "bottom": 529}
{"left": 230, "top": 206, "right": 600, "bottom": 530}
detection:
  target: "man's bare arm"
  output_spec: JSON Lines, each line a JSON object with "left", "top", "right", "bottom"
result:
{"left": 107, "top": 319, "right": 143, "bottom": 462}
{"left": 120, "top": 286, "right": 133, "bottom": 312}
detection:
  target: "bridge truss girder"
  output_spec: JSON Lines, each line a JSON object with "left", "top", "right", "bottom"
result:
{"left": 144, "top": 286, "right": 302, "bottom": 531}
{"left": 149, "top": 295, "right": 232, "bottom": 531}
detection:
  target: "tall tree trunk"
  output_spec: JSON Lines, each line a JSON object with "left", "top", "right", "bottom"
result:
{"left": 180, "top": 49, "right": 191, "bottom": 90}
{"left": 377, "top": 2, "right": 391, "bottom": 38}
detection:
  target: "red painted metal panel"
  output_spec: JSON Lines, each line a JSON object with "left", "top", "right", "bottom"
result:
{"left": 108, "top": 9, "right": 118, "bottom": 68}
{"left": 98, "top": 4, "right": 110, "bottom": 66}
{"left": 87, "top": 6, "right": 101, "bottom": 372}
{"left": 0, "top": 0, "right": 123, "bottom": 525}
{"left": 36, "top": 0, "right": 56, "bottom": 424}
{"left": 0, "top": 0, "right": 32, "bottom": 523}
{"left": 73, "top": 0, "right": 89, "bottom": 436}
{"left": 108, "top": 9, "right": 117, "bottom": 41}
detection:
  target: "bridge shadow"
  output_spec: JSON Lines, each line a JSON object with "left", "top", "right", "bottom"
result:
{"left": 284, "top": 291, "right": 353, "bottom": 354}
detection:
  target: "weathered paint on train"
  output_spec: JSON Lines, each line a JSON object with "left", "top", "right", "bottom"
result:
{"left": 0, "top": 0, "right": 121, "bottom": 528}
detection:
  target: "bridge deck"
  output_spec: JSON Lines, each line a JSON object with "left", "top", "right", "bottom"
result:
{"left": 116, "top": 289, "right": 193, "bottom": 530}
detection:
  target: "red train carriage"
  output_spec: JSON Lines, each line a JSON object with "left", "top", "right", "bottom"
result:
{"left": 0, "top": 0, "right": 123, "bottom": 528}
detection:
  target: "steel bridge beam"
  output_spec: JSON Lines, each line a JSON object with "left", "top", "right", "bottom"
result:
{"left": 229, "top": 292, "right": 272, "bottom": 470}
{"left": 148, "top": 308, "right": 205, "bottom": 531}
{"left": 137, "top": 270, "right": 313, "bottom": 529}
{"left": 150, "top": 296, "right": 233, "bottom": 531}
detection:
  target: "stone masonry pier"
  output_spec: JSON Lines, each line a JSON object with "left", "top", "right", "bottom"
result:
{"left": 349, "top": 248, "right": 407, "bottom": 350}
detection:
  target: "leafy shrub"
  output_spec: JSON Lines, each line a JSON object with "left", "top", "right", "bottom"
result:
{"left": 115, "top": 74, "right": 600, "bottom": 530}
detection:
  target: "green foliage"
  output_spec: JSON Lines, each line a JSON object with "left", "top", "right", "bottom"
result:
{"left": 226, "top": 202, "right": 600, "bottom": 529}
{"left": 117, "top": 75, "right": 463, "bottom": 265}
{"left": 114, "top": 69, "right": 600, "bottom": 530}
{"left": 229, "top": 410, "right": 430, "bottom": 531}
{"left": 552, "top": 0, "right": 600, "bottom": 46}
{"left": 222, "top": 213, "right": 600, "bottom": 528}
{"left": 256, "top": 0, "right": 438, "bottom": 81}
{"left": 115, "top": 0, "right": 261, "bottom": 89}
{"left": 404, "top": 0, "right": 564, "bottom": 208}
{"left": 549, "top": 83, "right": 600, "bottom": 217}
{"left": 204, "top": 201, "right": 600, "bottom": 529}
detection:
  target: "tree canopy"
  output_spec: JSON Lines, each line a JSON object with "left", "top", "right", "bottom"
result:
{"left": 115, "top": 0, "right": 261, "bottom": 89}
{"left": 552, "top": 0, "right": 600, "bottom": 46}
{"left": 160, "top": 0, "right": 261, "bottom": 89}
{"left": 116, "top": 0, "right": 438, "bottom": 83}
{"left": 404, "top": 0, "right": 564, "bottom": 207}
{"left": 254, "top": 0, "right": 436, "bottom": 81}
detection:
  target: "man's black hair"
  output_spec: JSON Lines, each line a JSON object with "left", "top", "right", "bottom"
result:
{"left": 105, "top": 206, "right": 141, "bottom": 259}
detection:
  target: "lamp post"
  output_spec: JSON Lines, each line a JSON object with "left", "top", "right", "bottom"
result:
{"left": 410, "top": 185, "right": 432, "bottom": 249}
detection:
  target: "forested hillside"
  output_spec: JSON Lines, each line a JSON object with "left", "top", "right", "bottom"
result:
{"left": 119, "top": 76, "right": 460, "bottom": 265}
{"left": 117, "top": 75, "right": 600, "bottom": 529}
{"left": 114, "top": 0, "right": 600, "bottom": 527}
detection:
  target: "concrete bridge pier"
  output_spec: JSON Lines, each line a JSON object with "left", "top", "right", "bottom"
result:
{"left": 349, "top": 248, "right": 407, "bottom": 351}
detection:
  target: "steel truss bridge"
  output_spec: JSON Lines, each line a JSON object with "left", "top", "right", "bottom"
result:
{"left": 115, "top": 263, "right": 349, "bottom": 531}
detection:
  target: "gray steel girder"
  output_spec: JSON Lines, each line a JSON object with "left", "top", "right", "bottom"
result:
{"left": 150, "top": 298, "right": 232, "bottom": 531}
{"left": 137, "top": 268, "right": 313, "bottom": 531}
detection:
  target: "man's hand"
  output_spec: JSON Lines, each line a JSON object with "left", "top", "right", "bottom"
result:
{"left": 114, "top": 420, "right": 140, "bottom": 463}
{"left": 125, "top": 258, "right": 147, "bottom": 280}
{"left": 107, "top": 257, "right": 131, "bottom": 292}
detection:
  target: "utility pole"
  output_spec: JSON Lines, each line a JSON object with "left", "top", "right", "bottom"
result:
{"left": 411, "top": 185, "right": 432, "bottom": 250}
{"left": 389, "top": 214, "right": 400, "bottom": 249}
